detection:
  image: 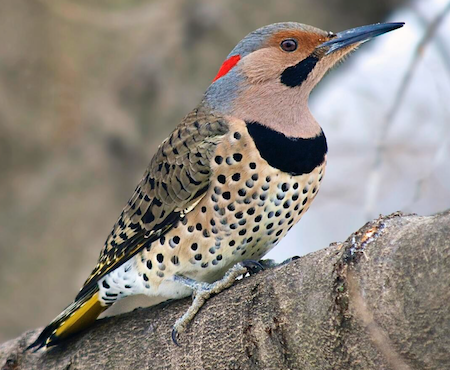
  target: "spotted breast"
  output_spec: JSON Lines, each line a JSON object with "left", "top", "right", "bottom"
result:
{"left": 98, "top": 116, "right": 326, "bottom": 304}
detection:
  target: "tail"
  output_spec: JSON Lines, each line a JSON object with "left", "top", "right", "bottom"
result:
{"left": 27, "top": 289, "right": 107, "bottom": 351}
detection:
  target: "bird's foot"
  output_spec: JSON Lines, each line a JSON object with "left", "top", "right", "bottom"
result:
{"left": 171, "top": 260, "right": 264, "bottom": 345}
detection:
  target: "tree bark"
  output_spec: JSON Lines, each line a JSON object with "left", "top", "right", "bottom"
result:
{"left": 1, "top": 210, "right": 449, "bottom": 370}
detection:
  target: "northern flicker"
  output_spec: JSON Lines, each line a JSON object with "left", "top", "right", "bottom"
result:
{"left": 28, "top": 21, "right": 404, "bottom": 350}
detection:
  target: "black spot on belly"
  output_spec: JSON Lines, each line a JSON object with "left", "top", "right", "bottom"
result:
{"left": 246, "top": 122, "right": 327, "bottom": 176}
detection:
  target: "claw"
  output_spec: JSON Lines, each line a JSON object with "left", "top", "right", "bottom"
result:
{"left": 171, "top": 328, "right": 180, "bottom": 346}
{"left": 170, "top": 262, "right": 255, "bottom": 345}
{"left": 241, "top": 259, "right": 265, "bottom": 275}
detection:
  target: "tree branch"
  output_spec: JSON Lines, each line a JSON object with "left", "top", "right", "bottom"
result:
{"left": 1, "top": 210, "right": 449, "bottom": 370}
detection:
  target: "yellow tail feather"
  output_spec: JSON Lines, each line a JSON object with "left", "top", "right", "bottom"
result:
{"left": 53, "top": 292, "right": 106, "bottom": 340}
{"left": 27, "top": 291, "right": 107, "bottom": 351}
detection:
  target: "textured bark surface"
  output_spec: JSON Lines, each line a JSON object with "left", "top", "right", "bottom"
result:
{"left": 1, "top": 210, "right": 449, "bottom": 370}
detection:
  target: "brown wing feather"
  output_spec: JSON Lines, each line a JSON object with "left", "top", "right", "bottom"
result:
{"left": 76, "top": 107, "right": 229, "bottom": 298}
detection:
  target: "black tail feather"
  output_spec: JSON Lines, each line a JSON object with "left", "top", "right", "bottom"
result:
{"left": 27, "top": 322, "right": 63, "bottom": 352}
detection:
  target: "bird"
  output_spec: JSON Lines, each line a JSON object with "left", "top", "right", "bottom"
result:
{"left": 27, "top": 21, "right": 404, "bottom": 351}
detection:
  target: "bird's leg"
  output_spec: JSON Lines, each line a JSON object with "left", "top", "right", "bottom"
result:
{"left": 171, "top": 260, "right": 263, "bottom": 345}
{"left": 258, "top": 256, "right": 300, "bottom": 269}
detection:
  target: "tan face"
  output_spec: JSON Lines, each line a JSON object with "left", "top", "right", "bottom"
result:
{"left": 239, "top": 29, "right": 355, "bottom": 86}
{"left": 240, "top": 30, "right": 328, "bottom": 84}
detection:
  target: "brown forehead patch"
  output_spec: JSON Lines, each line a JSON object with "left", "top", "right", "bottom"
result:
{"left": 268, "top": 30, "right": 328, "bottom": 54}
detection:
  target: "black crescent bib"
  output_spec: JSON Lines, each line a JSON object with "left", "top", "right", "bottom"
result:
{"left": 246, "top": 121, "right": 327, "bottom": 176}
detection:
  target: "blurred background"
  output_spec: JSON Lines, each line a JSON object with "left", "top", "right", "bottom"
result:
{"left": 1, "top": 0, "right": 449, "bottom": 343}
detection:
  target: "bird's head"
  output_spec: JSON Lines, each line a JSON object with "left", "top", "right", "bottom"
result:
{"left": 204, "top": 22, "right": 403, "bottom": 137}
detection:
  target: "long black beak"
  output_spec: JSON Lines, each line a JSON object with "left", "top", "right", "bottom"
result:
{"left": 318, "top": 22, "right": 404, "bottom": 54}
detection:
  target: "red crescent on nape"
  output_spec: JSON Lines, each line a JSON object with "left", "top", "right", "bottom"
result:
{"left": 212, "top": 55, "right": 241, "bottom": 82}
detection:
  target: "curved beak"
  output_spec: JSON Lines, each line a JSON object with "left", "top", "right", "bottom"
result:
{"left": 318, "top": 22, "right": 404, "bottom": 55}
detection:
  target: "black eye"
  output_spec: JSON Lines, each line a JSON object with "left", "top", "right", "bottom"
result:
{"left": 280, "top": 39, "right": 298, "bottom": 52}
